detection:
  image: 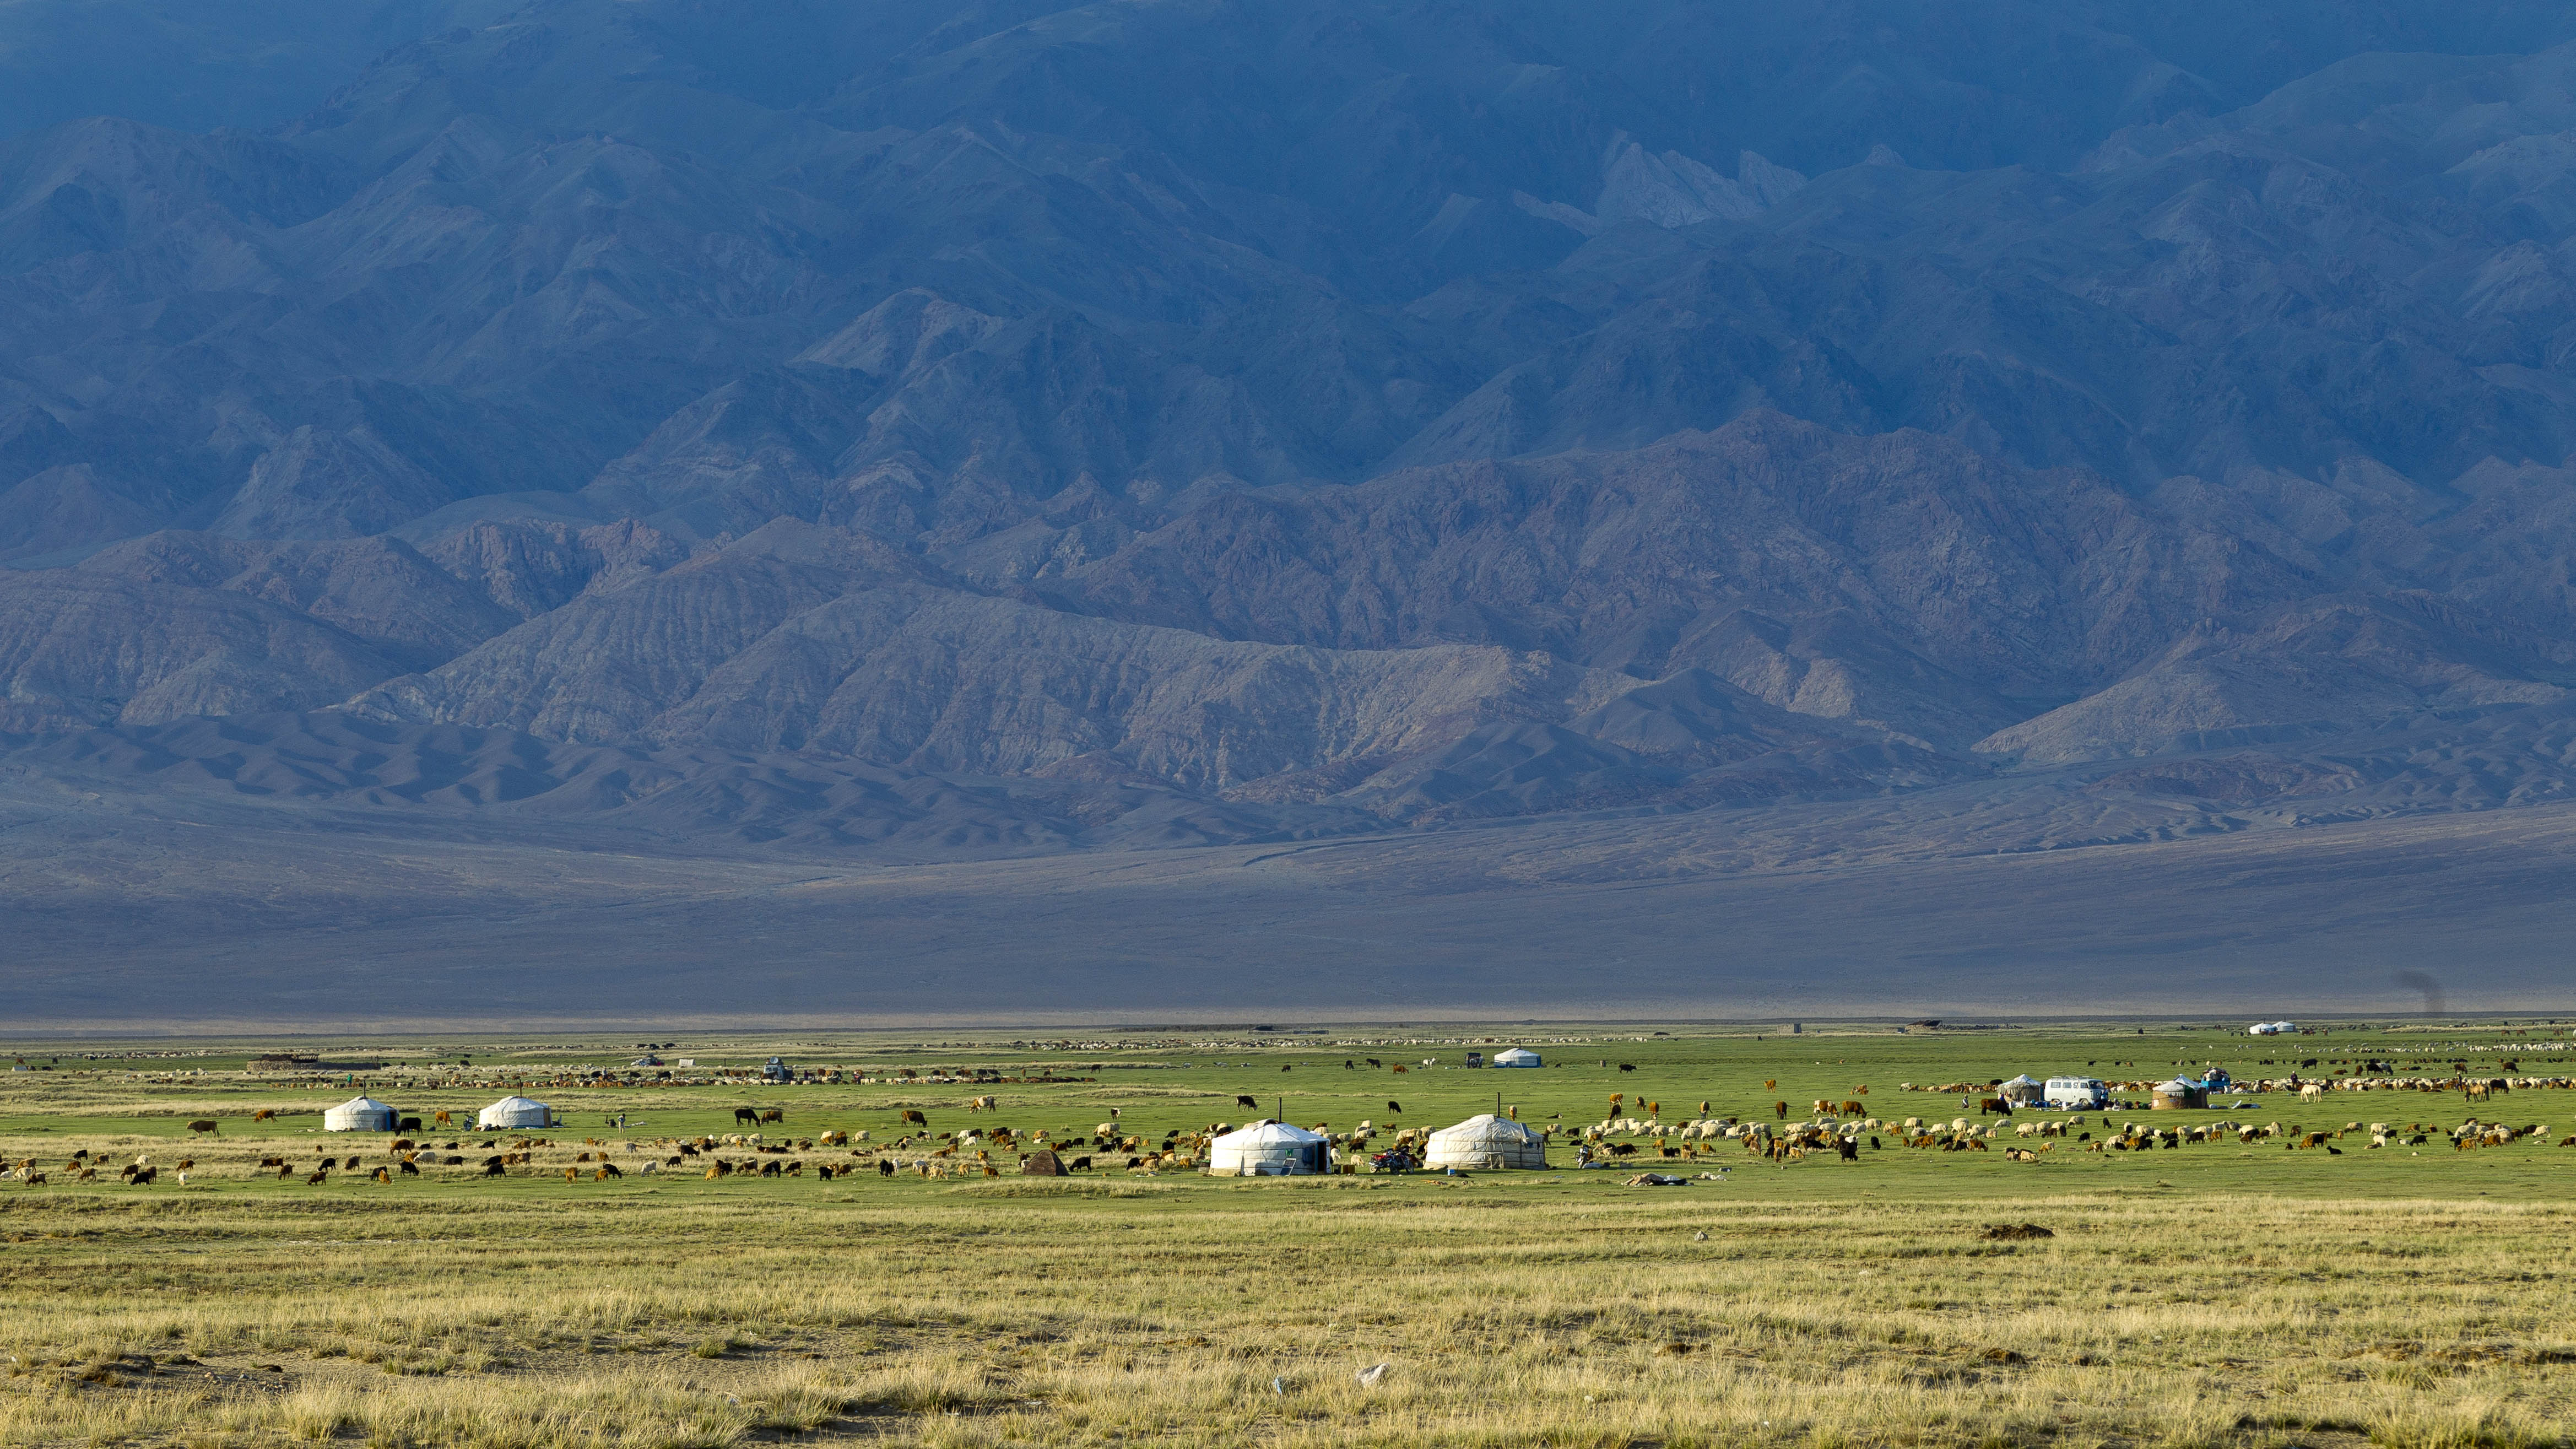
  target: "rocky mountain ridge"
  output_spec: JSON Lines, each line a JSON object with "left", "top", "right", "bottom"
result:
{"left": 10, "top": 1, "right": 2576, "bottom": 870}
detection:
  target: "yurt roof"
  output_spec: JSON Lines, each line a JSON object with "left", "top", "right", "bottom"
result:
{"left": 2155, "top": 1079, "right": 2199, "bottom": 1093}
{"left": 2003, "top": 1074, "right": 2041, "bottom": 1085}
{"left": 1213, "top": 1120, "right": 1324, "bottom": 1147}
{"left": 1430, "top": 1113, "right": 1543, "bottom": 1143}
{"left": 484, "top": 1095, "right": 548, "bottom": 1111}
{"left": 333, "top": 1096, "right": 393, "bottom": 1112}
{"left": 1492, "top": 1047, "right": 1540, "bottom": 1061}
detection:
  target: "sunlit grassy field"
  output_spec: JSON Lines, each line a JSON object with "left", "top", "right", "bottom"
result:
{"left": 3, "top": 1020, "right": 2572, "bottom": 1447}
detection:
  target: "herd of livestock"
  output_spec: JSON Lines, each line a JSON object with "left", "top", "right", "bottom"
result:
{"left": 8, "top": 1047, "right": 2573, "bottom": 1188}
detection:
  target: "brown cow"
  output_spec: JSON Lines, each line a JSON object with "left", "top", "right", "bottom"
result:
{"left": 901, "top": 1110, "right": 928, "bottom": 1126}
{"left": 252, "top": 1109, "right": 275, "bottom": 1122}
{"left": 186, "top": 1120, "right": 219, "bottom": 1136}
{"left": 758, "top": 1109, "right": 784, "bottom": 1125}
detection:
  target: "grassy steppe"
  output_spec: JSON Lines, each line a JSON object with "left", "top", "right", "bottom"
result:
{"left": 2, "top": 1021, "right": 2571, "bottom": 1448}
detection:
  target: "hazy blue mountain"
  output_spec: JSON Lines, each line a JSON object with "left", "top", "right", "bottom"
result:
{"left": 13, "top": 2, "right": 2576, "bottom": 1016}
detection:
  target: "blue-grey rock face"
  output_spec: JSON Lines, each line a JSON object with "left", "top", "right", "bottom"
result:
{"left": 12, "top": 0, "right": 2576, "bottom": 967}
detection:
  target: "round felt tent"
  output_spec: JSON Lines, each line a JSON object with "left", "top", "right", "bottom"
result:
{"left": 1425, "top": 1113, "right": 1548, "bottom": 1170}
{"left": 322, "top": 1096, "right": 397, "bottom": 1132}
{"left": 2150, "top": 1079, "right": 2209, "bottom": 1111}
{"left": 476, "top": 1095, "right": 553, "bottom": 1129}
{"left": 1999, "top": 1074, "right": 2045, "bottom": 1107}
{"left": 1205, "top": 1121, "right": 1329, "bottom": 1176}
{"left": 1491, "top": 1048, "right": 1541, "bottom": 1068}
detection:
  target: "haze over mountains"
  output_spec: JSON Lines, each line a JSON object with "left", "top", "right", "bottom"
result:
{"left": 9, "top": 1, "right": 2576, "bottom": 1020}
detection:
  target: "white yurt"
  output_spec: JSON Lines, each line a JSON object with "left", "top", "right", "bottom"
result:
{"left": 1425, "top": 1113, "right": 1548, "bottom": 1170}
{"left": 1206, "top": 1121, "right": 1330, "bottom": 1176}
{"left": 476, "top": 1095, "right": 553, "bottom": 1130}
{"left": 2150, "top": 1079, "right": 2210, "bottom": 1111}
{"left": 1998, "top": 1074, "right": 2045, "bottom": 1107}
{"left": 322, "top": 1096, "right": 398, "bottom": 1132}
{"left": 1491, "top": 1048, "right": 1541, "bottom": 1068}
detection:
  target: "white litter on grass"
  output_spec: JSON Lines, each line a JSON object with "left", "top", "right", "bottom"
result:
{"left": 1356, "top": 1363, "right": 1390, "bottom": 1387}
{"left": 1271, "top": 1376, "right": 1286, "bottom": 1396}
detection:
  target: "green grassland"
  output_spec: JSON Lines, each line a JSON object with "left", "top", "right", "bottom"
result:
{"left": 3, "top": 1020, "right": 2573, "bottom": 1447}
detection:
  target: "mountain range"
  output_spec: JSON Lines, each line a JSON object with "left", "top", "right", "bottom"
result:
{"left": 10, "top": 0, "right": 2576, "bottom": 1020}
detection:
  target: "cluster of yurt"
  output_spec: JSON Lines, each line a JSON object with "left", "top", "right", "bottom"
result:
{"left": 476, "top": 1095, "right": 554, "bottom": 1129}
{"left": 1207, "top": 1120, "right": 1331, "bottom": 1176}
{"left": 2248, "top": 1020, "right": 2298, "bottom": 1036}
{"left": 1425, "top": 1113, "right": 1547, "bottom": 1169}
{"left": 323, "top": 1096, "right": 398, "bottom": 1132}
{"left": 1209, "top": 1110, "right": 1552, "bottom": 1176}
{"left": 1998, "top": 1074, "right": 2046, "bottom": 1108}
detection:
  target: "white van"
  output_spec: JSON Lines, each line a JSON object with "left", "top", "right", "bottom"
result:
{"left": 2044, "top": 1077, "right": 2108, "bottom": 1110}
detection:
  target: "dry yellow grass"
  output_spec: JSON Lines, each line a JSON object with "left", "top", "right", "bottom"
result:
{"left": 3, "top": 1182, "right": 2572, "bottom": 1448}
{"left": 6, "top": 1021, "right": 2573, "bottom": 1446}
